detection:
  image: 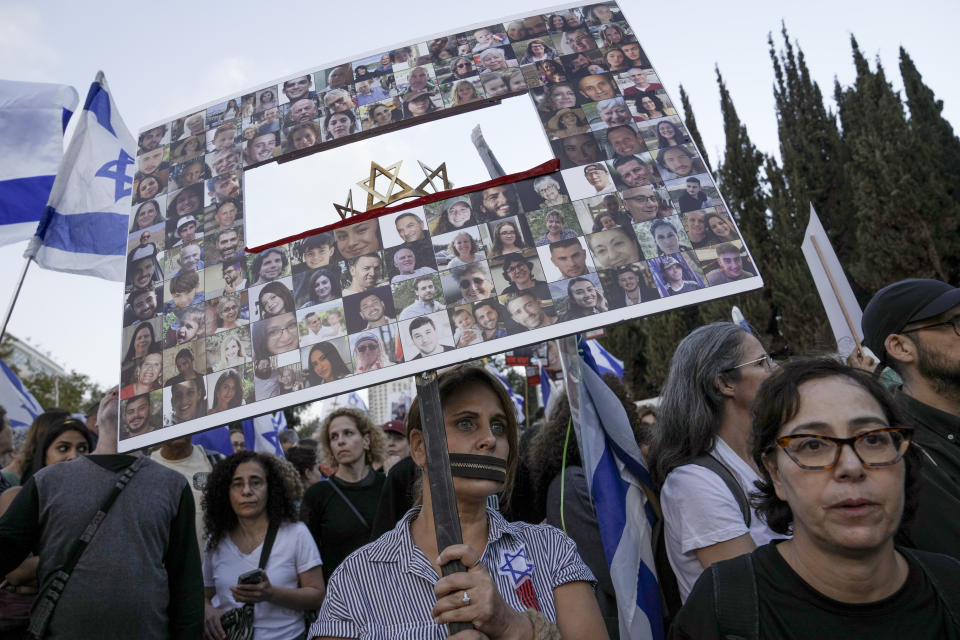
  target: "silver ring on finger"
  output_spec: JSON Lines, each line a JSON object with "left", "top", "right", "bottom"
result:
{"left": 461, "top": 590, "right": 471, "bottom": 606}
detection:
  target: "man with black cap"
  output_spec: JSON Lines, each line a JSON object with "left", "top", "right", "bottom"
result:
{"left": 862, "top": 278, "right": 960, "bottom": 559}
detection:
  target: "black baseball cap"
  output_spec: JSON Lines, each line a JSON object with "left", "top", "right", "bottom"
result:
{"left": 862, "top": 279, "right": 960, "bottom": 364}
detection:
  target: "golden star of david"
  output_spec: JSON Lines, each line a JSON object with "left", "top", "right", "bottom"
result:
{"left": 416, "top": 161, "right": 452, "bottom": 194}
{"left": 333, "top": 189, "right": 361, "bottom": 220}
{"left": 356, "top": 161, "right": 419, "bottom": 210}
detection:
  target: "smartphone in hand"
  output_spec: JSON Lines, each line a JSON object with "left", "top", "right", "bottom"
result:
{"left": 237, "top": 569, "right": 264, "bottom": 585}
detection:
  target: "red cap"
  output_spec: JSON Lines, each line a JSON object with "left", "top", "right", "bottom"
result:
{"left": 382, "top": 420, "right": 406, "bottom": 436}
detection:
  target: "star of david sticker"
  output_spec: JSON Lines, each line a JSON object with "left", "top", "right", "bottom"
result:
{"left": 498, "top": 547, "right": 534, "bottom": 585}
{"left": 356, "top": 161, "right": 417, "bottom": 210}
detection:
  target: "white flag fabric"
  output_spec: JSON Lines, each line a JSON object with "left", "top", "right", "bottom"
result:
{"left": 800, "top": 204, "right": 863, "bottom": 357}
{"left": 0, "top": 79, "right": 78, "bottom": 246}
{"left": 0, "top": 360, "right": 42, "bottom": 429}
{"left": 25, "top": 71, "right": 134, "bottom": 281}
{"left": 584, "top": 338, "right": 624, "bottom": 378}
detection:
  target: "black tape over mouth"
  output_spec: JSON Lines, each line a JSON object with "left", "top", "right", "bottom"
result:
{"left": 449, "top": 453, "right": 507, "bottom": 482}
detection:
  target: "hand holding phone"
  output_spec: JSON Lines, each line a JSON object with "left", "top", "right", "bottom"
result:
{"left": 237, "top": 569, "right": 264, "bottom": 585}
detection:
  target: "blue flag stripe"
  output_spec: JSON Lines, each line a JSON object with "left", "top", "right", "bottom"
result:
{"left": 592, "top": 445, "right": 629, "bottom": 565}
{"left": 637, "top": 560, "right": 664, "bottom": 629}
{"left": 0, "top": 175, "right": 55, "bottom": 224}
{"left": 61, "top": 107, "right": 73, "bottom": 133}
{"left": 83, "top": 82, "right": 115, "bottom": 136}
{"left": 36, "top": 208, "right": 127, "bottom": 255}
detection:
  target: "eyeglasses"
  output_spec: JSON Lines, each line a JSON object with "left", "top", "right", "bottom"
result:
{"left": 266, "top": 321, "right": 298, "bottom": 340}
{"left": 902, "top": 316, "right": 960, "bottom": 337}
{"left": 721, "top": 353, "right": 776, "bottom": 373}
{"left": 625, "top": 195, "right": 659, "bottom": 204}
{"left": 460, "top": 277, "right": 487, "bottom": 289}
{"left": 772, "top": 427, "right": 912, "bottom": 470}
{"left": 356, "top": 343, "right": 379, "bottom": 353}
{"left": 506, "top": 263, "right": 528, "bottom": 273}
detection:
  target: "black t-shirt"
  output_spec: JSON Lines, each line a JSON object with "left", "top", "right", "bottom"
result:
{"left": 299, "top": 469, "right": 385, "bottom": 582}
{"left": 670, "top": 542, "right": 959, "bottom": 640}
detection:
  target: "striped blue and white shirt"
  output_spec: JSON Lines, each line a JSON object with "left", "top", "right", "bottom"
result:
{"left": 309, "top": 506, "right": 596, "bottom": 639}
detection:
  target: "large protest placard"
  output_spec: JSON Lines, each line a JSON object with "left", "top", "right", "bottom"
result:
{"left": 119, "top": 1, "right": 762, "bottom": 451}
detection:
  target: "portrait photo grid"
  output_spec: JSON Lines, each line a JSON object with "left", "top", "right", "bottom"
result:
{"left": 121, "top": 2, "right": 758, "bottom": 439}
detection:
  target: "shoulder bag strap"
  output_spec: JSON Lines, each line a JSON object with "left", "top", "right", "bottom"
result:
{"left": 321, "top": 473, "right": 369, "bottom": 529}
{"left": 258, "top": 524, "right": 279, "bottom": 570}
{"left": 691, "top": 454, "right": 751, "bottom": 527}
{"left": 901, "top": 548, "right": 960, "bottom": 628}
{"left": 711, "top": 553, "right": 759, "bottom": 640}
{"left": 28, "top": 456, "right": 148, "bottom": 638}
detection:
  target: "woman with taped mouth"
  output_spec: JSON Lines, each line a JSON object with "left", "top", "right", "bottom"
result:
{"left": 309, "top": 365, "right": 606, "bottom": 640}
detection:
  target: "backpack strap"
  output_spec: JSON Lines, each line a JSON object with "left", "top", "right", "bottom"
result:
{"left": 711, "top": 553, "right": 759, "bottom": 640}
{"left": 900, "top": 548, "right": 960, "bottom": 628}
{"left": 691, "top": 455, "right": 751, "bottom": 527}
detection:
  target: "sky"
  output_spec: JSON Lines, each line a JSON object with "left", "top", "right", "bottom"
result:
{"left": 0, "top": 0, "right": 957, "bottom": 389}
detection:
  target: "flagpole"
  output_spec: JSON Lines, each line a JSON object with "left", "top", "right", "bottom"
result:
{"left": 0, "top": 257, "right": 33, "bottom": 344}
{"left": 810, "top": 235, "right": 863, "bottom": 354}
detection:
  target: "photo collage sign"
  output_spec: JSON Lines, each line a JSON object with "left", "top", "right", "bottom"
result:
{"left": 119, "top": 1, "right": 762, "bottom": 450}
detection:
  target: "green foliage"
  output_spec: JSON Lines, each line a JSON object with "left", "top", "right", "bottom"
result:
{"left": 23, "top": 371, "right": 105, "bottom": 415}
{"left": 836, "top": 38, "right": 959, "bottom": 290}
{"left": 603, "top": 28, "right": 958, "bottom": 397}
{"left": 678, "top": 84, "right": 712, "bottom": 173}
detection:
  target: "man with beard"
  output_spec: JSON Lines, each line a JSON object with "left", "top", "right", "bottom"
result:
{"left": 472, "top": 185, "right": 520, "bottom": 221}
{"left": 612, "top": 154, "right": 661, "bottom": 189}
{"left": 210, "top": 227, "right": 243, "bottom": 264}
{"left": 398, "top": 276, "right": 444, "bottom": 320}
{"left": 125, "top": 286, "right": 162, "bottom": 325}
{"left": 472, "top": 300, "right": 508, "bottom": 340}
{"left": 221, "top": 260, "right": 248, "bottom": 294}
{"left": 355, "top": 290, "right": 393, "bottom": 330}
{"left": 120, "top": 393, "right": 155, "bottom": 439}
{"left": 862, "top": 279, "right": 960, "bottom": 559}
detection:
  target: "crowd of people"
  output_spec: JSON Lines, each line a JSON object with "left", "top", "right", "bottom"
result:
{"left": 1, "top": 277, "right": 958, "bottom": 638}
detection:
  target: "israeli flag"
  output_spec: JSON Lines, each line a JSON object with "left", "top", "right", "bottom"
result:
{"left": 0, "top": 360, "right": 42, "bottom": 429}
{"left": 0, "top": 80, "right": 78, "bottom": 247}
{"left": 583, "top": 338, "right": 624, "bottom": 378}
{"left": 578, "top": 352, "right": 663, "bottom": 640}
{"left": 244, "top": 411, "right": 287, "bottom": 456}
{"left": 190, "top": 426, "right": 234, "bottom": 457}
{"left": 321, "top": 390, "right": 368, "bottom": 415}
{"left": 539, "top": 366, "right": 553, "bottom": 412}
{"left": 25, "top": 72, "right": 134, "bottom": 281}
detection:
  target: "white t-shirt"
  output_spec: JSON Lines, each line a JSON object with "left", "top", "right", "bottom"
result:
{"left": 659, "top": 437, "right": 784, "bottom": 602}
{"left": 151, "top": 445, "right": 212, "bottom": 551}
{"left": 203, "top": 522, "right": 322, "bottom": 640}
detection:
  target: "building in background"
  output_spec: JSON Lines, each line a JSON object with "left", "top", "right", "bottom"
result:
{"left": 3, "top": 334, "right": 67, "bottom": 379}
{"left": 368, "top": 377, "right": 414, "bottom": 424}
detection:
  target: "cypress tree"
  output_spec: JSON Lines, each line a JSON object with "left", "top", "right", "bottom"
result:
{"left": 899, "top": 48, "right": 960, "bottom": 283}
{"left": 679, "top": 84, "right": 712, "bottom": 173}
{"left": 768, "top": 25, "right": 856, "bottom": 266}
{"left": 899, "top": 48, "right": 960, "bottom": 204}
{"left": 836, "top": 37, "right": 958, "bottom": 289}
{"left": 696, "top": 68, "right": 779, "bottom": 351}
